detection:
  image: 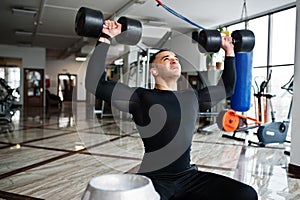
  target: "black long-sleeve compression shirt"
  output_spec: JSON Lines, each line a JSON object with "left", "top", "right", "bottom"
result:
{"left": 85, "top": 42, "right": 236, "bottom": 173}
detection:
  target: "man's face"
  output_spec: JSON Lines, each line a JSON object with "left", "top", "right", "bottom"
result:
{"left": 151, "top": 51, "right": 182, "bottom": 80}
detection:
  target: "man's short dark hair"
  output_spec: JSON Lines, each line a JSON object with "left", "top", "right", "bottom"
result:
{"left": 149, "top": 49, "right": 170, "bottom": 64}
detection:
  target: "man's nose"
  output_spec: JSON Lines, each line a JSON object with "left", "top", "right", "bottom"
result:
{"left": 170, "top": 57, "right": 177, "bottom": 63}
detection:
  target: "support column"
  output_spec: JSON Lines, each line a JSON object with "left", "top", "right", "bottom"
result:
{"left": 288, "top": 0, "right": 300, "bottom": 178}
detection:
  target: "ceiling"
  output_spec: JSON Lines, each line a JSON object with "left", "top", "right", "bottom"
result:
{"left": 0, "top": 0, "right": 296, "bottom": 61}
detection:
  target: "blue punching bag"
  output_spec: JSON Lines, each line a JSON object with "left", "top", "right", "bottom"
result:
{"left": 230, "top": 51, "right": 253, "bottom": 112}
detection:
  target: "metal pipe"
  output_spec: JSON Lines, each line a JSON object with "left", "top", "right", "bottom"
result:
{"left": 32, "top": 0, "right": 47, "bottom": 38}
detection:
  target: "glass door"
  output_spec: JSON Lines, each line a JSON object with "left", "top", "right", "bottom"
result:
{"left": 57, "top": 74, "right": 77, "bottom": 101}
{"left": 24, "top": 68, "right": 44, "bottom": 107}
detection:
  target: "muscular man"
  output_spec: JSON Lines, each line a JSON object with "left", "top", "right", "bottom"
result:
{"left": 85, "top": 20, "right": 258, "bottom": 200}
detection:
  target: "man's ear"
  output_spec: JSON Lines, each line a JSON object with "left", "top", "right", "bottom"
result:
{"left": 150, "top": 68, "right": 158, "bottom": 77}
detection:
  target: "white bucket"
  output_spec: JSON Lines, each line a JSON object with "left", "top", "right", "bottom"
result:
{"left": 82, "top": 174, "right": 160, "bottom": 200}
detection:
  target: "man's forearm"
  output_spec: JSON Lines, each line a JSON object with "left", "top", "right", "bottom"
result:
{"left": 85, "top": 42, "right": 110, "bottom": 95}
{"left": 220, "top": 56, "right": 236, "bottom": 97}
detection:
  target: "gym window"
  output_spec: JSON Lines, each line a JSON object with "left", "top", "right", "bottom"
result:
{"left": 225, "top": 6, "right": 295, "bottom": 122}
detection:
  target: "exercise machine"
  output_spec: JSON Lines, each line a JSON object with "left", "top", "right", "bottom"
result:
{"left": 250, "top": 71, "right": 291, "bottom": 146}
{"left": 0, "top": 78, "right": 17, "bottom": 133}
{"left": 218, "top": 71, "right": 291, "bottom": 146}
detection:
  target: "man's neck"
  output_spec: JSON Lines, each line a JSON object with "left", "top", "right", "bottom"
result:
{"left": 154, "top": 82, "right": 177, "bottom": 91}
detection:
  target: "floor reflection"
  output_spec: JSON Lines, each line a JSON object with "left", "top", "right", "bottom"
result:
{"left": 0, "top": 101, "right": 299, "bottom": 200}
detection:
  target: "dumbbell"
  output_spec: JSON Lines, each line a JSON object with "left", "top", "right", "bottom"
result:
{"left": 75, "top": 7, "right": 142, "bottom": 45}
{"left": 198, "top": 29, "right": 255, "bottom": 53}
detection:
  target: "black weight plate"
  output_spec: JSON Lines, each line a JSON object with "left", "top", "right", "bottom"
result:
{"left": 198, "top": 29, "right": 222, "bottom": 53}
{"left": 115, "top": 16, "right": 142, "bottom": 45}
{"left": 216, "top": 110, "right": 227, "bottom": 130}
{"left": 232, "top": 30, "right": 255, "bottom": 52}
{"left": 75, "top": 7, "right": 103, "bottom": 38}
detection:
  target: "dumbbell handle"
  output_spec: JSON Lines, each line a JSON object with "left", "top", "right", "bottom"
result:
{"left": 102, "top": 24, "right": 121, "bottom": 29}
{"left": 100, "top": 24, "right": 121, "bottom": 40}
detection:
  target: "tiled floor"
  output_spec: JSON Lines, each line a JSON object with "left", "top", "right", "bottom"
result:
{"left": 0, "top": 102, "right": 299, "bottom": 200}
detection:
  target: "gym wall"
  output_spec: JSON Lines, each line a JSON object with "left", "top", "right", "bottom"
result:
{"left": 0, "top": 44, "right": 46, "bottom": 105}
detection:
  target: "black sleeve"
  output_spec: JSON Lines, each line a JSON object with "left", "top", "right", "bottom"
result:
{"left": 197, "top": 56, "right": 236, "bottom": 111}
{"left": 218, "top": 56, "right": 236, "bottom": 96}
{"left": 85, "top": 42, "right": 140, "bottom": 112}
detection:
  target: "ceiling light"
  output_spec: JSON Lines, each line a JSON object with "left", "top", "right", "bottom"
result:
{"left": 15, "top": 30, "right": 33, "bottom": 36}
{"left": 75, "top": 57, "right": 87, "bottom": 62}
{"left": 12, "top": 7, "right": 37, "bottom": 17}
{"left": 114, "top": 58, "right": 124, "bottom": 65}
